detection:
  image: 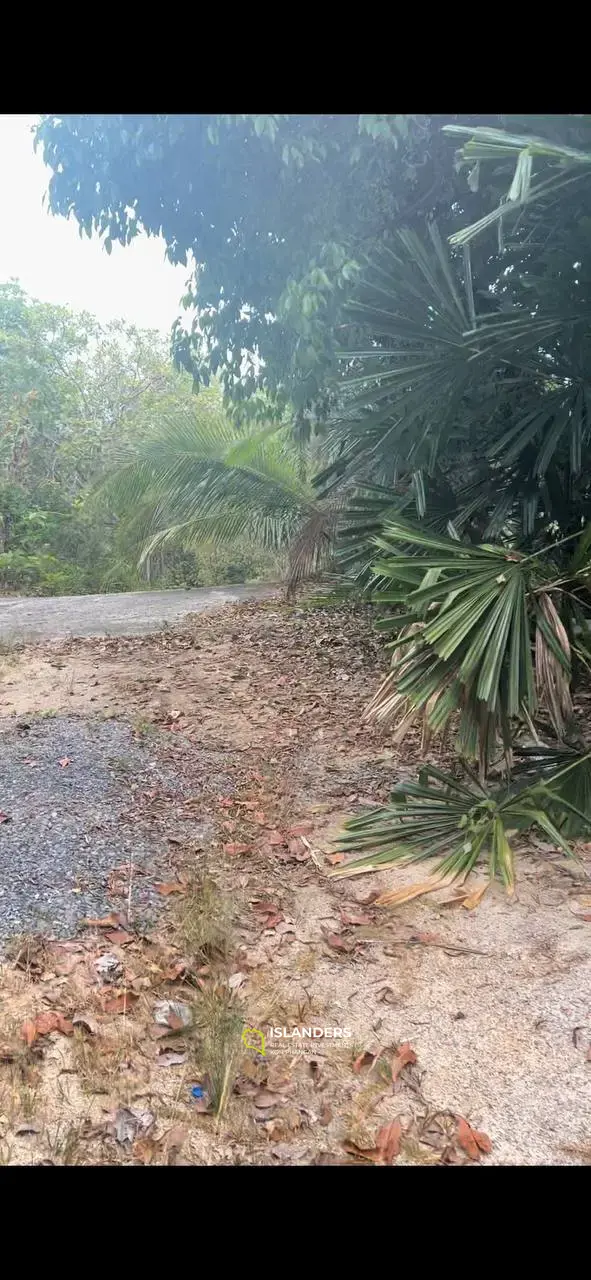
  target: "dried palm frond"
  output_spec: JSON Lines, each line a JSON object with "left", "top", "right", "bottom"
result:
{"left": 534, "top": 592, "right": 572, "bottom": 736}
{"left": 285, "top": 502, "right": 343, "bottom": 600}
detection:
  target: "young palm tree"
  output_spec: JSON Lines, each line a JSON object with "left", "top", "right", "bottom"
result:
{"left": 103, "top": 388, "right": 341, "bottom": 594}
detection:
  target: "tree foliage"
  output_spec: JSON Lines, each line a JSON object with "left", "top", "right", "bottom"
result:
{"left": 0, "top": 283, "right": 279, "bottom": 595}
{"left": 328, "top": 116, "right": 591, "bottom": 891}
{"left": 34, "top": 114, "right": 500, "bottom": 423}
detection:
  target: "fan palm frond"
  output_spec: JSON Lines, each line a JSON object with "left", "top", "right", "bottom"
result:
{"left": 364, "top": 518, "right": 575, "bottom": 769}
{"left": 330, "top": 759, "right": 590, "bottom": 903}
{"left": 512, "top": 743, "right": 591, "bottom": 837}
{"left": 443, "top": 122, "right": 591, "bottom": 247}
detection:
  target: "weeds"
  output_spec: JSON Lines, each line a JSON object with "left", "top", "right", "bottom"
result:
{"left": 132, "top": 716, "right": 157, "bottom": 739}
{"left": 191, "top": 982, "right": 243, "bottom": 1118}
{"left": 5, "top": 933, "right": 51, "bottom": 981}
{"left": 46, "top": 1118, "right": 92, "bottom": 1166}
{"left": 173, "top": 872, "right": 233, "bottom": 966}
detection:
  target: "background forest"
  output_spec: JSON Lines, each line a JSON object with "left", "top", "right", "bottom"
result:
{"left": 0, "top": 281, "right": 280, "bottom": 596}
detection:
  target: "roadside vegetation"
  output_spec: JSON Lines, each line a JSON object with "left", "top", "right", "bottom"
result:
{"left": 29, "top": 114, "right": 591, "bottom": 891}
{"left": 0, "top": 285, "right": 282, "bottom": 596}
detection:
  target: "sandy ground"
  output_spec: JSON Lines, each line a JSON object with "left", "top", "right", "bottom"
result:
{"left": 0, "top": 600, "right": 590, "bottom": 1165}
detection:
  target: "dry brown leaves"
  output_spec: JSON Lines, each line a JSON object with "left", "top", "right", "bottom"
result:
{"left": 343, "top": 1119, "right": 403, "bottom": 1164}
{"left": 455, "top": 1116, "right": 492, "bottom": 1161}
{"left": 391, "top": 1042, "right": 418, "bottom": 1083}
{"left": 21, "top": 1010, "right": 74, "bottom": 1045}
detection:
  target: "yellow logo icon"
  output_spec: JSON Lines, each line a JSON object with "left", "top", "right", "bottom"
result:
{"left": 242, "top": 1027, "right": 266, "bottom": 1056}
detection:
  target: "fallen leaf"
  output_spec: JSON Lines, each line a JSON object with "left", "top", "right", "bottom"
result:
{"left": 104, "top": 930, "right": 133, "bottom": 946}
{"left": 162, "top": 1125, "right": 187, "bottom": 1154}
{"left": 252, "top": 901, "right": 285, "bottom": 930}
{"left": 83, "top": 912, "right": 127, "bottom": 929}
{"left": 154, "top": 999, "right": 192, "bottom": 1029}
{"left": 342, "top": 1140, "right": 384, "bottom": 1163}
{"left": 456, "top": 1115, "right": 492, "bottom": 1161}
{"left": 103, "top": 991, "right": 139, "bottom": 1015}
{"left": 263, "top": 912, "right": 284, "bottom": 929}
{"left": 318, "top": 1104, "right": 333, "bottom": 1127}
{"left": 326, "top": 853, "right": 345, "bottom": 866}
{"left": 254, "top": 1090, "right": 282, "bottom": 1110}
{"left": 157, "top": 1050, "right": 188, "bottom": 1067}
{"left": 133, "top": 1135, "right": 160, "bottom": 1164}
{"left": 269, "top": 831, "right": 286, "bottom": 846}
{"left": 72, "top": 1012, "right": 98, "bottom": 1035}
{"left": 155, "top": 882, "right": 186, "bottom": 896}
{"left": 340, "top": 910, "right": 373, "bottom": 927}
{"left": 391, "top": 1042, "right": 417, "bottom": 1083}
{"left": 58, "top": 757, "right": 71, "bottom": 768}
{"left": 324, "top": 932, "right": 353, "bottom": 953}
{"left": 113, "top": 1106, "right": 154, "bottom": 1144}
{"left": 95, "top": 953, "right": 123, "bottom": 982}
{"left": 288, "top": 823, "right": 314, "bottom": 837}
{"left": 353, "top": 1048, "right": 379, "bottom": 1074}
{"left": 462, "top": 882, "right": 489, "bottom": 910}
{"left": 20, "top": 1011, "right": 74, "bottom": 1045}
{"left": 223, "top": 842, "right": 252, "bottom": 856}
{"left": 376, "top": 1118, "right": 402, "bottom": 1162}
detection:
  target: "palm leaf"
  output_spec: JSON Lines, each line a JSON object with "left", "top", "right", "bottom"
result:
{"left": 330, "top": 760, "right": 591, "bottom": 902}
{"left": 362, "top": 519, "right": 573, "bottom": 766}
{"left": 102, "top": 395, "right": 340, "bottom": 580}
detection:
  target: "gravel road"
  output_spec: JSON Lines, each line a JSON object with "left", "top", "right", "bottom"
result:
{"left": 0, "top": 717, "right": 188, "bottom": 945}
{"left": 0, "top": 583, "right": 277, "bottom": 642}
{"left": 0, "top": 717, "right": 234, "bottom": 948}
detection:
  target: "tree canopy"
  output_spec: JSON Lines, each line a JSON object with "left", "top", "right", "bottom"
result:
{"left": 35, "top": 114, "right": 501, "bottom": 422}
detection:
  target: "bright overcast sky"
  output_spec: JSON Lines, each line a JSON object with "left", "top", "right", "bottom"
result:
{"left": 0, "top": 114, "right": 188, "bottom": 333}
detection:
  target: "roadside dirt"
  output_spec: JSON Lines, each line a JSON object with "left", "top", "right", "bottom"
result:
{"left": 0, "top": 599, "right": 590, "bottom": 1166}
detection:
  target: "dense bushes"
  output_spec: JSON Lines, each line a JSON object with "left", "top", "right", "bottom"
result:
{"left": 0, "top": 285, "right": 282, "bottom": 596}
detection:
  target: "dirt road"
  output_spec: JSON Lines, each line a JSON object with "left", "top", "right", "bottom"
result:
{"left": 0, "top": 583, "right": 278, "bottom": 642}
{"left": 1, "top": 598, "right": 590, "bottom": 1165}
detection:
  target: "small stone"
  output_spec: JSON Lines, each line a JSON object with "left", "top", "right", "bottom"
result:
{"left": 154, "top": 999, "right": 192, "bottom": 1028}
{"left": 95, "top": 953, "right": 123, "bottom": 982}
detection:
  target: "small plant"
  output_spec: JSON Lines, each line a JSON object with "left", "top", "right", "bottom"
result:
{"left": 192, "top": 983, "right": 243, "bottom": 1119}
{"left": 173, "top": 873, "right": 233, "bottom": 966}
{"left": 332, "top": 758, "right": 591, "bottom": 904}
{"left": 132, "top": 716, "right": 157, "bottom": 739}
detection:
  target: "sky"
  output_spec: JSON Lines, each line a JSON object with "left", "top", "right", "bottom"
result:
{"left": 0, "top": 114, "right": 189, "bottom": 333}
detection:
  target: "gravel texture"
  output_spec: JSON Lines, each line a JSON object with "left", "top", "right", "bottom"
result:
{"left": 0, "top": 715, "right": 192, "bottom": 947}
